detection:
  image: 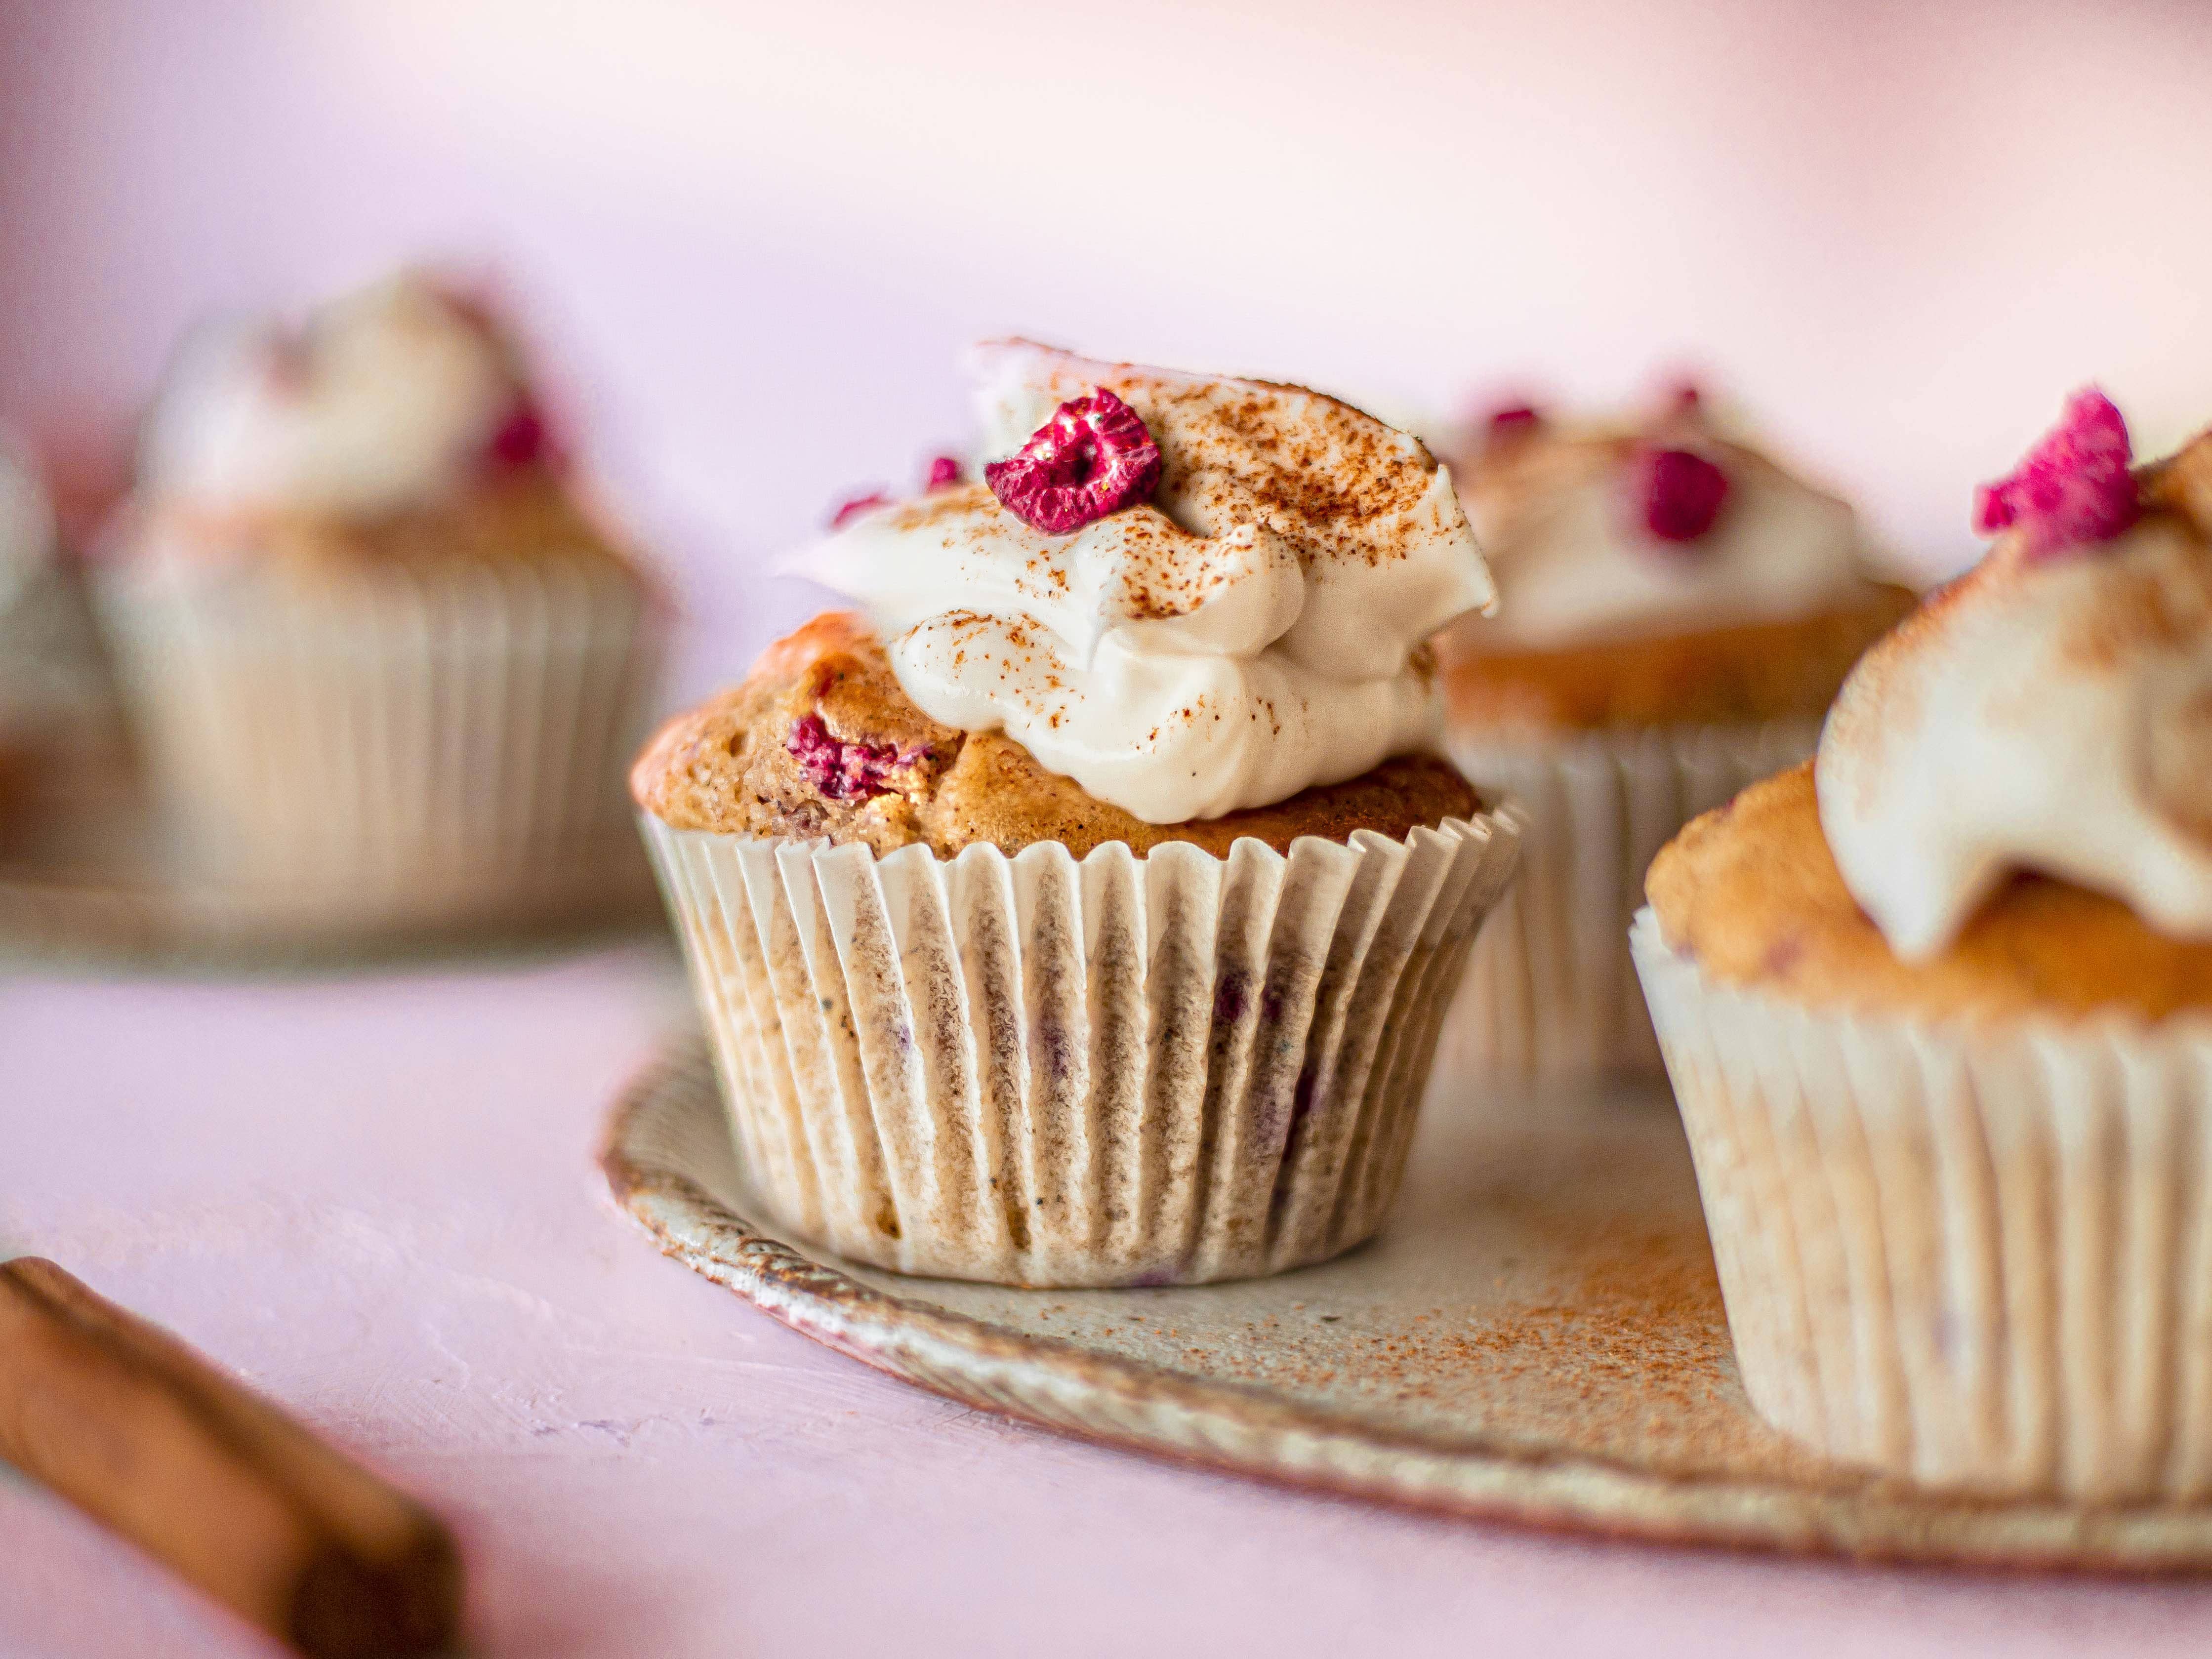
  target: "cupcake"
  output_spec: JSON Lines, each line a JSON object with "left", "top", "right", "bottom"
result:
{"left": 1634, "top": 391, "right": 2212, "bottom": 1497}
{"left": 96, "top": 272, "right": 665, "bottom": 929}
{"left": 1439, "top": 387, "right": 1912, "bottom": 1076}
{"left": 634, "top": 342, "right": 1521, "bottom": 1287}
{"left": 0, "top": 437, "right": 117, "bottom": 830}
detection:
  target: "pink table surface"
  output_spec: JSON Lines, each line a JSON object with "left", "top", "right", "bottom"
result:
{"left": 5, "top": 945, "right": 2212, "bottom": 1658}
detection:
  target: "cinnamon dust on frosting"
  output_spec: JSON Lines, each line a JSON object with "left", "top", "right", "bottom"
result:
{"left": 1818, "top": 420, "right": 2212, "bottom": 960}
{"left": 797, "top": 342, "right": 1495, "bottom": 824}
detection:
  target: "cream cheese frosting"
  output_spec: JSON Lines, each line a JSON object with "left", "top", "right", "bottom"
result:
{"left": 1454, "top": 405, "right": 1872, "bottom": 651}
{"left": 800, "top": 342, "right": 1496, "bottom": 823}
{"left": 139, "top": 272, "right": 525, "bottom": 520}
{"left": 1817, "top": 427, "right": 2212, "bottom": 961}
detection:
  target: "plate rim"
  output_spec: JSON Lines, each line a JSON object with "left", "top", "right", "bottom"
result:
{"left": 600, "top": 1036, "right": 2212, "bottom": 1575}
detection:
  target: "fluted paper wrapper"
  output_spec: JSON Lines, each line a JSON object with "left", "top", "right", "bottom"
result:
{"left": 1446, "top": 720, "right": 1818, "bottom": 1078}
{"left": 100, "top": 554, "right": 663, "bottom": 929}
{"left": 1633, "top": 906, "right": 2212, "bottom": 1500}
{"left": 643, "top": 809, "right": 1520, "bottom": 1287}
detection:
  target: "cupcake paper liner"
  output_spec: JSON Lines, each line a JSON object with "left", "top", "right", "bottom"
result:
{"left": 100, "top": 553, "right": 663, "bottom": 928}
{"left": 1633, "top": 906, "right": 2212, "bottom": 1500}
{"left": 642, "top": 809, "right": 1520, "bottom": 1287}
{"left": 1445, "top": 719, "right": 1819, "bottom": 1078}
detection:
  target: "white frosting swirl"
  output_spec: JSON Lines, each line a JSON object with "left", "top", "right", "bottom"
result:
{"left": 139, "top": 272, "right": 522, "bottom": 519}
{"left": 1457, "top": 419, "right": 1872, "bottom": 650}
{"left": 1817, "top": 483, "right": 2212, "bottom": 961}
{"left": 801, "top": 342, "right": 1496, "bottom": 823}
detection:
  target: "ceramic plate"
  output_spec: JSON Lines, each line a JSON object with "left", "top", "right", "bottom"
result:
{"left": 602, "top": 1035, "right": 2212, "bottom": 1571}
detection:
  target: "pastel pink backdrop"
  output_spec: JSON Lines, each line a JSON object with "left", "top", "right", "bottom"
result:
{"left": 10, "top": 8, "right": 2212, "bottom": 1655}
{"left": 6, "top": 0, "right": 2212, "bottom": 700}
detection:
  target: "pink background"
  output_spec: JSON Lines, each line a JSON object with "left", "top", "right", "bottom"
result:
{"left": 9, "top": 3, "right": 2212, "bottom": 1653}
{"left": 9, "top": 0, "right": 2212, "bottom": 694}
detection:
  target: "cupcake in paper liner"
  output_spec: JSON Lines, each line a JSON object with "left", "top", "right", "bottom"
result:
{"left": 94, "top": 271, "right": 666, "bottom": 927}
{"left": 1635, "top": 391, "right": 2212, "bottom": 1499}
{"left": 633, "top": 343, "right": 1520, "bottom": 1287}
{"left": 1434, "top": 384, "right": 1913, "bottom": 1077}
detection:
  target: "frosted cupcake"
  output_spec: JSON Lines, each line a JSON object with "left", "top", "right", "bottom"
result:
{"left": 1439, "top": 387, "right": 1911, "bottom": 1076}
{"left": 97, "top": 272, "right": 665, "bottom": 930}
{"left": 1635, "top": 391, "right": 2212, "bottom": 1497}
{"left": 634, "top": 342, "right": 1521, "bottom": 1288}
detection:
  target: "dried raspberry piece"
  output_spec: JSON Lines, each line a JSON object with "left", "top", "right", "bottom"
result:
{"left": 1636, "top": 446, "right": 1730, "bottom": 545}
{"left": 925, "top": 454, "right": 964, "bottom": 490}
{"left": 983, "top": 389, "right": 1162, "bottom": 534}
{"left": 1484, "top": 404, "right": 1542, "bottom": 449}
{"left": 785, "top": 713, "right": 911, "bottom": 802}
{"left": 1972, "top": 388, "right": 2138, "bottom": 560}
{"left": 485, "top": 400, "right": 550, "bottom": 470}
{"left": 828, "top": 490, "right": 892, "bottom": 529}
{"left": 1664, "top": 378, "right": 1704, "bottom": 416}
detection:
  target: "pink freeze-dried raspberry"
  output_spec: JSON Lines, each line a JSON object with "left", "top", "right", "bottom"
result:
{"left": 828, "top": 490, "right": 892, "bottom": 529}
{"left": 1636, "top": 446, "right": 1730, "bottom": 545}
{"left": 925, "top": 454, "right": 964, "bottom": 489}
{"left": 485, "top": 399, "right": 551, "bottom": 470}
{"left": 984, "top": 389, "right": 1162, "bottom": 534}
{"left": 1972, "top": 388, "right": 2138, "bottom": 561}
{"left": 1484, "top": 404, "right": 1542, "bottom": 448}
{"left": 785, "top": 713, "right": 912, "bottom": 802}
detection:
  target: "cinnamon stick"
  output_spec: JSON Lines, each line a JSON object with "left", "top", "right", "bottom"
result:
{"left": 0, "top": 1257, "right": 461, "bottom": 1658}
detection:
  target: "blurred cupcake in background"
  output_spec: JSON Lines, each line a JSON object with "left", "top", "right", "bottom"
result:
{"left": 96, "top": 270, "right": 666, "bottom": 931}
{"left": 1635, "top": 392, "right": 2212, "bottom": 1497}
{"left": 634, "top": 342, "right": 1520, "bottom": 1288}
{"left": 0, "top": 434, "right": 121, "bottom": 834}
{"left": 1437, "top": 384, "right": 1913, "bottom": 1077}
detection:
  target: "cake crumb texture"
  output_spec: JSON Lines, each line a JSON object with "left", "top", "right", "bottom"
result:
{"left": 1443, "top": 585, "right": 1916, "bottom": 733}
{"left": 1646, "top": 762, "right": 2212, "bottom": 1021}
{"left": 633, "top": 612, "right": 1478, "bottom": 857}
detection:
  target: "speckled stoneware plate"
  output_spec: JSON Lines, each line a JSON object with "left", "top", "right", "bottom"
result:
{"left": 602, "top": 1034, "right": 2212, "bottom": 1572}
{"left": 0, "top": 771, "right": 658, "bottom": 969}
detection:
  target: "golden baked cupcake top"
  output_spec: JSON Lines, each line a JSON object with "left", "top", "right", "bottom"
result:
{"left": 639, "top": 343, "right": 1499, "bottom": 851}
{"left": 633, "top": 611, "right": 1475, "bottom": 858}
{"left": 1650, "top": 391, "right": 2212, "bottom": 1020}
{"left": 113, "top": 270, "right": 631, "bottom": 579}
{"left": 1438, "top": 387, "right": 1911, "bottom": 730}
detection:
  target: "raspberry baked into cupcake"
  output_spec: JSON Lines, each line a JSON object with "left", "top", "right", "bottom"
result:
{"left": 1635, "top": 392, "right": 2212, "bottom": 1497}
{"left": 1438, "top": 387, "right": 1912, "bottom": 1076}
{"left": 97, "top": 271, "right": 665, "bottom": 930}
{"left": 635, "top": 342, "right": 1521, "bottom": 1287}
